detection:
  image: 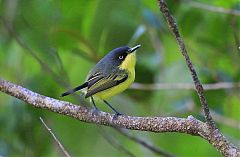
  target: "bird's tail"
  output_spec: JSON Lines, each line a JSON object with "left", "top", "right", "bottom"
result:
{"left": 60, "top": 82, "right": 88, "bottom": 97}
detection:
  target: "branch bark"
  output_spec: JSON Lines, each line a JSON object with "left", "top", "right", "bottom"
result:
{"left": 0, "top": 78, "right": 239, "bottom": 157}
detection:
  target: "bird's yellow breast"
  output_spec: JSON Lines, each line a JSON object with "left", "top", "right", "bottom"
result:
{"left": 94, "top": 52, "right": 136, "bottom": 100}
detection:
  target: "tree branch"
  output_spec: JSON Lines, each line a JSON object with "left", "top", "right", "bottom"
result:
{"left": 186, "top": 1, "right": 240, "bottom": 16}
{"left": 157, "top": 1, "right": 240, "bottom": 156}
{"left": 0, "top": 78, "right": 202, "bottom": 134}
{"left": 157, "top": 0, "right": 215, "bottom": 129}
{"left": 0, "top": 78, "right": 239, "bottom": 156}
{"left": 131, "top": 82, "right": 240, "bottom": 90}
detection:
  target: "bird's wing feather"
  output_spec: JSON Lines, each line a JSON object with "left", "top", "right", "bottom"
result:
{"left": 85, "top": 72, "right": 128, "bottom": 98}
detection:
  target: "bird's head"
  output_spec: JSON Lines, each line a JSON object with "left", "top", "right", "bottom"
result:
{"left": 106, "top": 45, "right": 141, "bottom": 70}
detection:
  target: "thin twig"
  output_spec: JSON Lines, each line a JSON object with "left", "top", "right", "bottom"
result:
{"left": 114, "top": 127, "right": 176, "bottom": 157}
{"left": 39, "top": 117, "right": 71, "bottom": 157}
{"left": 158, "top": 0, "right": 215, "bottom": 129}
{"left": 131, "top": 82, "right": 240, "bottom": 90}
{"left": 186, "top": 1, "right": 240, "bottom": 16}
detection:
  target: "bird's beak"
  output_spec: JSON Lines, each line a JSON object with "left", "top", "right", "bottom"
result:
{"left": 128, "top": 45, "right": 141, "bottom": 53}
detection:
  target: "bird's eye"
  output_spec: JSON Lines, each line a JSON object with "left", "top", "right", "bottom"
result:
{"left": 119, "top": 55, "right": 124, "bottom": 60}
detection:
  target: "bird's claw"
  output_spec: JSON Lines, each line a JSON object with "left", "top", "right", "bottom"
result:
{"left": 112, "top": 112, "right": 123, "bottom": 120}
{"left": 92, "top": 108, "right": 100, "bottom": 116}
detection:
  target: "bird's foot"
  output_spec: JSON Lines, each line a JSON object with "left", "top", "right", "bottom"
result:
{"left": 112, "top": 112, "right": 123, "bottom": 120}
{"left": 92, "top": 108, "right": 100, "bottom": 116}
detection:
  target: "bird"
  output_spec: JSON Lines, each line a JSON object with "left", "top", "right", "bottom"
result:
{"left": 61, "top": 45, "right": 141, "bottom": 116}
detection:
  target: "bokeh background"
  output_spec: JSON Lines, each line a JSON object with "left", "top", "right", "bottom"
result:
{"left": 0, "top": 0, "right": 240, "bottom": 156}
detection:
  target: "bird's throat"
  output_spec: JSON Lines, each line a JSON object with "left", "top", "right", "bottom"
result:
{"left": 119, "top": 52, "right": 136, "bottom": 71}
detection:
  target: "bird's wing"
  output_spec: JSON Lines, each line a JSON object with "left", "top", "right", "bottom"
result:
{"left": 85, "top": 71, "right": 128, "bottom": 98}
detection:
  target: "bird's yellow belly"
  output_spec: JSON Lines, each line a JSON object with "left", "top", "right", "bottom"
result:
{"left": 94, "top": 69, "right": 135, "bottom": 100}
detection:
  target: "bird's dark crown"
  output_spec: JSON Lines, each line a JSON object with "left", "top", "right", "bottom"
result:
{"left": 105, "top": 46, "right": 130, "bottom": 66}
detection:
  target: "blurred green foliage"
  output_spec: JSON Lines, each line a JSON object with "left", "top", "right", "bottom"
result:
{"left": 0, "top": 0, "right": 240, "bottom": 156}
